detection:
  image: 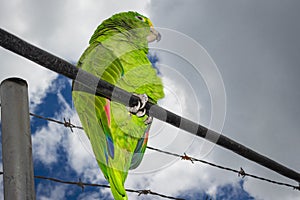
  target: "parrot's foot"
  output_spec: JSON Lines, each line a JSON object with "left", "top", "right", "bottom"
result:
{"left": 144, "top": 116, "right": 153, "bottom": 125}
{"left": 128, "top": 94, "right": 148, "bottom": 117}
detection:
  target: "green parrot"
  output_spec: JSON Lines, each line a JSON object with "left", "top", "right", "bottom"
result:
{"left": 72, "top": 11, "right": 164, "bottom": 200}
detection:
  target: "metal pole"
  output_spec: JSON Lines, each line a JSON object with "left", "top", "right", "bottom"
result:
{"left": 1, "top": 78, "right": 36, "bottom": 200}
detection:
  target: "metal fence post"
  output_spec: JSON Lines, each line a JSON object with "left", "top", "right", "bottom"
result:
{"left": 1, "top": 78, "right": 36, "bottom": 200}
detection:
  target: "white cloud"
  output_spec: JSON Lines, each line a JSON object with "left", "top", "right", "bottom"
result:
{"left": 146, "top": 1, "right": 300, "bottom": 199}
{"left": 32, "top": 122, "right": 64, "bottom": 165}
{"left": 77, "top": 190, "right": 113, "bottom": 200}
{"left": 77, "top": 191, "right": 102, "bottom": 200}
{"left": 36, "top": 183, "right": 67, "bottom": 200}
{"left": 0, "top": 50, "right": 58, "bottom": 110}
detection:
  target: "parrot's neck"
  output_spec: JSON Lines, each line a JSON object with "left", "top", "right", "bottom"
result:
{"left": 100, "top": 32, "right": 147, "bottom": 52}
{"left": 89, "top": 25, "right": 151, "bottom": 73}
{"left": 91, "top": 25, "right": 149, "bottom": 52}
{"left": 96, "top": 31, "right": 150, "bottom": 72}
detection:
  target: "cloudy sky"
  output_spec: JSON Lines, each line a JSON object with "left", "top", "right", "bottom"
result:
{"left": 1, "top": 0, "right": 300, "bottom": 199}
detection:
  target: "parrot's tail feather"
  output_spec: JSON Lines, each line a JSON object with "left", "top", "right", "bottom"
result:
{"left": 108, "top": 167, "right": 128, "bottom": 200}
{"left": 130, "top": 125, "right": 150, "bottom": 169}
{"left": 98, "top": 119, "right": 115, "bottom": 159}
{"left": 106, "top": 135, "right": 115, "bottom": 158}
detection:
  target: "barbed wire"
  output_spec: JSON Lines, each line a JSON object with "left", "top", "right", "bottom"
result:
{"left": 29, "top": 112, "right": 300, "bottom": 191}
{"left": 29, "top": 113, "right": 83, "bottom": 132}
{"left": 146, "top": 147, "right": 300, "bottom": 190}
{"left": 0, "top": 172, "right": 183, "bottom": 200}
{"left": 34, "top": 175, "right": 185, "bottom": 200}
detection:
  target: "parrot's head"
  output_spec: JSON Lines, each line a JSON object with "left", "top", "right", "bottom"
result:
{"left": 89, "top": 11, "right": 161, "bottom": 47}
{"left": 131, "top": 12, "right": 161, "bottom": 43}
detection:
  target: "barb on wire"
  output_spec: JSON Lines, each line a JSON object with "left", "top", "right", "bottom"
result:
{"left": 77, "top": 178, "right": 85, "bottom": 191}
{"left": 138, "top": 189, "right": 152, "bottom": 196}
{"left": 181, "top": 153, "right": 194, "bottom": 164}
{"left": 29, "top": 113, "right": 300, "bottom": 191}
{"left": 29, "top": 113, "right": 83, "bottom": 132}
{"left": 238, "top": 167, "right": 246, "bottom": 178}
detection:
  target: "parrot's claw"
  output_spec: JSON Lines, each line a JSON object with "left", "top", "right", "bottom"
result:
{"left": 136, "top": 94, "right": 148, "bottom": 110}
{"left": 144, "top": 116, "right": 153, "bottom": 125}
{"left": 127, "top": 101, "right": 141, "bottom": 114}
{"left": 128, "top": 94, "right": 148, "bottom": 117}
{"left": 136, "top": 109, "right": 147, "bottom": 117}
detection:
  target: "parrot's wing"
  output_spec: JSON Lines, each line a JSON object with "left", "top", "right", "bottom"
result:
{"left": 73, "top": 43, "right": 144, "bottom": 199}
{"left": 73, "top": 42, "right": 123, "bottom": 163}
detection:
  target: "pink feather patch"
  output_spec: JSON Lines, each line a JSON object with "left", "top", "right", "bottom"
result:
{"left": 143, "top": 127, "right": 150, "bottom": 145}
{"left": 104, "top": 99, "right": 111, "bottom": 126}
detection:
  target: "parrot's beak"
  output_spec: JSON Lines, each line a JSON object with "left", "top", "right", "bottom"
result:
{"left": 147, "top": 27, "right": 161, "bottom": 43}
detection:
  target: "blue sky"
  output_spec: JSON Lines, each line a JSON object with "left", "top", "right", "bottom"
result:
{"left": 1, "top": 0, "right": 300, "bottom": 199}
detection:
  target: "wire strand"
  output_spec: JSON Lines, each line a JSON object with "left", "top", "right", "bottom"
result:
{"left": 0, "top": 172, "right": 183, "bottom": 200}
{"left": 29, "top": 113, "right": 300, "bottom": 191}
{"left": 34, "top": 175, "right": 184, "bottom": 200}
{"left": 146, "top": 146, "right": 300, "bottom": 190}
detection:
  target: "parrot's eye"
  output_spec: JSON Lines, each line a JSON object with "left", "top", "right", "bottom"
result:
{"left": 135, "top": 15, "right": 145, "bottom": 22}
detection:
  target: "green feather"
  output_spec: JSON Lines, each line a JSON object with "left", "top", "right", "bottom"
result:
{"left": 72, "top": 11, "right": 164, "bottom": 200}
